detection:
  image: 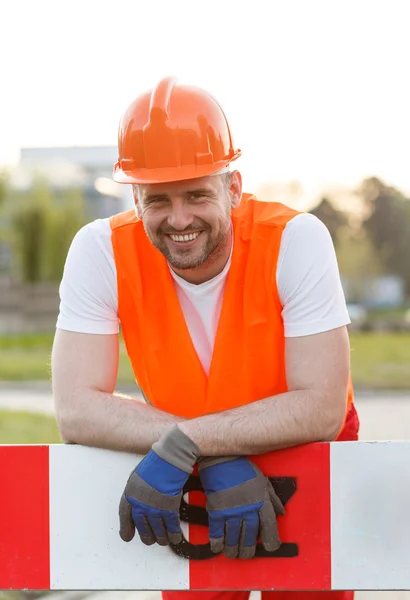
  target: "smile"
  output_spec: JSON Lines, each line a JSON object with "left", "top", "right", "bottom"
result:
{"left": 168, "top": 232, "right": 200, "bottom": 243}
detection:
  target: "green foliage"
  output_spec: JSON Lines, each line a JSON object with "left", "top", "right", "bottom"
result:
{"left": 358, "top": 177, "right": 410, "bottom": 293}
{"left": 0, "top": 171, "right": 8, "bottom": 210}
{"left": 335, "top": 227, "right": 386, "bottom": 302}
{"left": 10, "top": 182, "right": 50, "bottom": 282}
{"left": 309, "top": 177, "right": 410, "bottom": 298}
{"left": 335, "top": 227, "right": 384, "bottom": 279}
{"left": 310, "top": 197, "right": 348, "bottom": 244}
{"left": 43, "top": 188, "right": 85, "bottom": 281}
{"left": 7, "top": 179, "right": 86, "bottom": 283}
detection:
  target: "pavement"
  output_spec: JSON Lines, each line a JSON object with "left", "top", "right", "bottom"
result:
{"left": 0, "top": 381, "right": 144, "bottom": 416}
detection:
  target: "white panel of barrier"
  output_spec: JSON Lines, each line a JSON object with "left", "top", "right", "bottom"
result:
{"left": 49, "top": 445, "right": 190, "bottom": 590}
{"left": 331, "top": 441, "right": 410, "bottom": 591}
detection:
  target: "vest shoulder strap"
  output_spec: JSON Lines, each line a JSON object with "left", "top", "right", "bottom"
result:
{"left": 110, "top": 209, "right": 138, "bottom": 231}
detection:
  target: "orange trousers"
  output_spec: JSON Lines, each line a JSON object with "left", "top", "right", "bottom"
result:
{"left": 163, "top": 591, "right": 353, "bottom": 600}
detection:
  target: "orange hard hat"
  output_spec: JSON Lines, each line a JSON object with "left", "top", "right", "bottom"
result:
{"left": 113, "top": 76, "right": 241, "bottom": 184}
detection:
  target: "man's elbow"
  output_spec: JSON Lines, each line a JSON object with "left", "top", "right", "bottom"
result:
{"left": 319, "top": 392, "right": 348, "bottom": 442}
{"left": 55, "top": 408, "right": 78, "bottom": 444}
{"left": 54, "top": 394, "right": 83, "bottom": 445}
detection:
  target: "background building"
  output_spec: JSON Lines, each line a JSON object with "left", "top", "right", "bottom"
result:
{"left": 16, "top": 145, "right": 133, "bottom": 219}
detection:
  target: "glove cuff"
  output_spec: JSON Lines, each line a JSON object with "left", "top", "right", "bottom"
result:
{"left": 152, "top": 425, "right": 200, "bottom": 474}
{"left": 197, "top": 455, "right": 240, "bottom": 471}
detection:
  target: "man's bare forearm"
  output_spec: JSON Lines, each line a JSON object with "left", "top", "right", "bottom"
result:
{"left": 178, "top": 389, "right": 346, "bottom": 456}
{"left": 55, "top": 388, "right": 186, "bottom": 454}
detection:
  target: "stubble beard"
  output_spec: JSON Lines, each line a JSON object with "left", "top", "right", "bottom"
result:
{"left": 144, "top": 220, "right": 231, "bottom": 271}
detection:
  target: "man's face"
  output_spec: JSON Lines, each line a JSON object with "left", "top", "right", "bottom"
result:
{"left": 134, "top": 172, "right": 241, "bottom": 271}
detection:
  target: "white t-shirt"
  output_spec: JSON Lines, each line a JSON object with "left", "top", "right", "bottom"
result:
{"left": 56, "top": 212, "right": 350, "bottom": 375}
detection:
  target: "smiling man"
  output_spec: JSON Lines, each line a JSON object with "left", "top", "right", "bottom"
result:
{"left": 52, "top": 76, "right": 359, "bottom": 600}
{"left": 136, "top": 173, "right": 235, "bottom": 284}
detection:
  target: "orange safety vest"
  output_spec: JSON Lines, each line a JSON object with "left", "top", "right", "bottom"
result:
{"left": 110, "top": 193, "right": 355, "bottom": 434}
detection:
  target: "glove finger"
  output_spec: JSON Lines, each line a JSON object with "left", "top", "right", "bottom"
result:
{"left": 267, "top": 481, "right": 286, "bottom": 515}
{"left": 163, "top": 511, "right": 183, "bottom": 545}
{"left": 237, "top": 519, "right": 254, "bottom": 560}
{"left": 259, "top": 502, "right": 281, "bottom": 553}
{"left": 208, "top": 514, "right": 225, "bottom": 554}
{"left": 130, "top": 504, "right": 157, "bottom": 545}
{"left": 224, "top": 517, "right": 241, "bottom": 558}
{"left": 148, "top": 516, "right": 169, "bottom": 546}
{"left": 119, "top": 493, "right": 135, "bottom": 542}
{"left": 134, "top": 515, "right": 157, "bottom": 545}
{"left": 239, "top": 512, "right": 258, "bottom": 559}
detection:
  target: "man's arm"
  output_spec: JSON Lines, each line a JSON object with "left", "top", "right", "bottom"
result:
{"left": 51, "top": 329, "right": 185, "bottom": 453}
{"left": 178, "top": 325, "right": 350, "bottom": 455}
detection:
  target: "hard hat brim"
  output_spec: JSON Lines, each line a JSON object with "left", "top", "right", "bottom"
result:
{"left": 113, "top": 154, "right": 241, "bottom": 185}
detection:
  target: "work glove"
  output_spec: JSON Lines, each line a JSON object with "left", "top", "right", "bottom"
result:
{"left": 198, "top": 456, "right": 285, "bottom": 559}
{"left": 119, "top": 425, "right": 200, "bottom": 547}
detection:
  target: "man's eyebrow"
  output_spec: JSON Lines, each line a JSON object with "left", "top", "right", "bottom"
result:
{"left": 144, "top": 193, "right": 170, "bottom": 202}
{"left": 144, "top": 188, "right": 216, "bottom": 202}
{"left": 185, "top": 187, "right": 217, "bottom": 197}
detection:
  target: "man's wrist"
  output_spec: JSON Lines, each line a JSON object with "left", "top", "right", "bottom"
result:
{"left": 152, "top": 425, "right": 201, "bottom": 473}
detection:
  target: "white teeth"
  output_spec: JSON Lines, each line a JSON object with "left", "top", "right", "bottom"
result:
{"left": 170, "top": 232, "right": 200, "bottom": 242}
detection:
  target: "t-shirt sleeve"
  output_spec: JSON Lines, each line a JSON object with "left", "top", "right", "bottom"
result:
{"left": 276, "top": 213, "right": 350, "bottom": 337}
{"left": 56, "top": 219, "right": 119, "bottom": 334}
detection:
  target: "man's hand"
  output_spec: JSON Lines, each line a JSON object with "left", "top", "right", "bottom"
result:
{"left": 198, "top": 457, "right": 285, "bottom": 559}
{"left": 119, "top": 426, "right": 200, "bottom": 546}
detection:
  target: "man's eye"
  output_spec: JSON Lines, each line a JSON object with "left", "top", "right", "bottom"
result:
{"left": 149, "top": 198, "right": 167, "bottom": 205}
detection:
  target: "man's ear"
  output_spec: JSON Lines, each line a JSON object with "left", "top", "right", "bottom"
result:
{"left": 132, "top": 185, "right": 142, "bottom": 219}
{"left": 229, "top": 170, "right": 242, "bottom": 209}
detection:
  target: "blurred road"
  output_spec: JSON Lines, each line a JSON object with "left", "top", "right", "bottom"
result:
{"left": 1, "top": 384, "right": 410, "bottom": 598}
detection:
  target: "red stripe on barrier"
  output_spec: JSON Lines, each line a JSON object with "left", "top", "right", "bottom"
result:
{"left": 0, "top": 446, "right": 50, "bottom": 589}
{"left": 189, "top": 443, "right": 331, "bottom": 591}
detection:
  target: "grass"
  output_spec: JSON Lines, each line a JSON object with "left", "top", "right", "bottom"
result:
{"left": 0, "top": 409, "right": 62, "bottom": 443}
{"left": 0, "top": 348, "right": 135, "bottom": 382}
{"left": 0, "top": 332, "right": 55, "bottom": 350}
{"left": 349, "top": 331, "right": 410, "bottom": 390}
{"left": 0, "top": 350, "right": 53, "bottom": 381}
{"left": 0, "top": 332, "right": 135, "bottom": 382}
{"left": 1, "top": 331, "right": 410, "bottom": 390}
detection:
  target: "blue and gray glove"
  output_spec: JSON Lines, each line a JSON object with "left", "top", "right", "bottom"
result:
{"left": 119, "top": 426, "right": 200, "bottom": 546}
{"left": 198, "top": 456, "right": 285, "bottom": 559}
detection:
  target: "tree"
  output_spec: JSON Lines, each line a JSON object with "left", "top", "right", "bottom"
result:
{"left": 357, "top": 177, "right": 410, "bottom": 294}
{"left": 9, "top": 179, "right": 86, "bottom": 283}
{"left": 335, "top": 227, "right": 385, "bottom": 302}
{"left": 43, "top": 188, "right": 85, "bottom": 282}
{"left": 10, "top": 183, "right": 50, "bottom": 282}
{"left": 309, "top": 197, "right": 348, "bottom": 245}
{"left": 0, "top": 172, "right": 7, "bottom": 210}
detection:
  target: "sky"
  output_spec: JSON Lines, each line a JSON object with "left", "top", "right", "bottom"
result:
{"left": 1, "top": 0, "right": 410, "bottom": 206}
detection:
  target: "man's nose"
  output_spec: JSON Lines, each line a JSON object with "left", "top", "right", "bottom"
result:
{"left": 167, "top": 202, "right": 194, "bottom": 231}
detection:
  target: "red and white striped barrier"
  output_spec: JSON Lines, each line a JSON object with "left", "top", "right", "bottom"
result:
{"left": 0, "top": 442, "right": 409, "bottom": 592}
